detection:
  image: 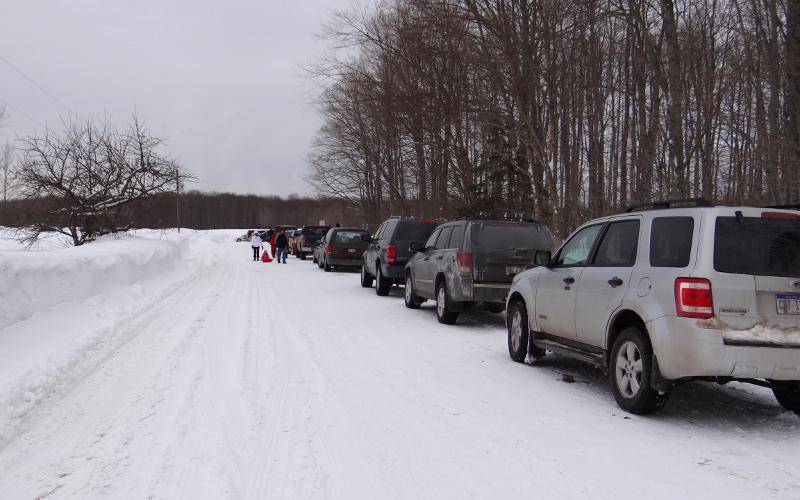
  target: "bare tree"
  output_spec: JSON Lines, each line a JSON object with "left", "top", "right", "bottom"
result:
{"left": 13, "top": 115, "right": 194, "bottom": 246}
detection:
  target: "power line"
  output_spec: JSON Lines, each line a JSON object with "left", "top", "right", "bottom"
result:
{"left": 0, "top": 54, "right": 73, "bottom": 115}
{"left": 0, "top": 98, "right": 46, "bottom": 128}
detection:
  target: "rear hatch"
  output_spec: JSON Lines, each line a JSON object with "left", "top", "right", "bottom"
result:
{"left": 468, "top": 221, "right": 555, "bottom": 283}
{"left": 712, "top": 211, "right": 800, "bottom": 343}
{"left": 332, "top": 230, "right": 369, "bottom": 260}
{"left": 302, "top": 226, "right": 329, "bottom": 247}
{"left": 392, "top": 220, "right": 438, "bottom": 265}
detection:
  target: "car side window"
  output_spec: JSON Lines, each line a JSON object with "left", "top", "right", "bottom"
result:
{"left": 374, "top": 223, "right": 385, "bottom": 241}
{"left": 591, "top": 220, "right": 640, "bottom": 267}
{"left": 650, "top": 217, "right": 694, "bottom": 267}
{"left": 424, "top": 228, "right": 441, "bottom": 249}
{"left": 552, "top": 224, "right": 604, "bottom": 267}
{"left": 383, "top": 220, "right": 398, "bottom": 240}
{"left": 435, "top": 226, "right": 453, "bottom": 250}
{"left": 448, "top": 224, "right": 464, "bottom": 249}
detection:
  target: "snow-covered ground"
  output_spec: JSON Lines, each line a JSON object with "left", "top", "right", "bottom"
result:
{"left": 0, "top": 230, "right": 798, "bottom": 499}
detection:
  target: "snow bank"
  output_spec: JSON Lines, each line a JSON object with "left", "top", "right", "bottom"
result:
{"left": 0, "top": 230, "right": 200, "bottom": 444}
{"left": 0, "top": 232, "right": 188, "bottom": 329}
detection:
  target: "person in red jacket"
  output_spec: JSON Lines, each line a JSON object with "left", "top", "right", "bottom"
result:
{"left": 269, "top": 229, "right": 277, "bottom": 258}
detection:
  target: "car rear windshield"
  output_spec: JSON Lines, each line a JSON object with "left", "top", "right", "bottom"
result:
{"left": 470, "top": 222, "right": 553, "bottom": 249}
{"left": 715, "top": 216, "right": 800, "bottom": 277}
{"left": 335, "top": 230, "right": 367, "bottom": 244}
{"left": 303, "top": 227, "right": 328, "bottom": 237}
{"left": 394, "top": 221, "right": 437, "bottom": 241}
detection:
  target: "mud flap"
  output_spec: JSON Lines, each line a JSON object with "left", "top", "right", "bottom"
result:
{"left": 651, "top": 356, "right": 673, "bottom": 393}
{"left": 524, "top": 330, "right": 536, "bottom": 364}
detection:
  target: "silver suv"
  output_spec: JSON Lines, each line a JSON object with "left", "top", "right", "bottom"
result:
{"left": 506, "top": 200, "right": 800, "bottom": 415}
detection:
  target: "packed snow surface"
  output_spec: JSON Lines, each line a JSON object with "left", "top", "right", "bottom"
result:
{"left": 0, "top": 230, "right": 798, "bottom": 499}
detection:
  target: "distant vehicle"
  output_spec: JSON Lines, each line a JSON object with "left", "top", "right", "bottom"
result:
{"left": 297, "top": 225, "right": 331, "bottom": 260}
{"left": 360, "top": 217, "right": 440, "bottom": 296}
{"left": 236, "top": 229, "right": 269, "bottom": 242}
{"left": 405, "top": 217, "right": 555, "bottom": 322}
{"left": 506, "top": 200, "right": 800, "bottom": 415}
{"left": 288, "top": 229, "right": 302, "bottom": 255}
{"left": 316, "top": 227, "right": 370, "bottom": 272}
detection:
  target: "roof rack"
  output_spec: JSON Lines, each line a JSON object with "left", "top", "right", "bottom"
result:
{"left": 625, "top": 198, "right": 713, "bottom": 213}
{"left": 455, "top": 215, "right": 539, "bottom": 223}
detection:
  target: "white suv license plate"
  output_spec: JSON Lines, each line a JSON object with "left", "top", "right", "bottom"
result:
{"left": 506, "top": 265, "right": 525, "bottom": 275}
{"left": 347, "top": 248, "right": 358, "bottom": 253}
{"left": 776, "top": 293, "right": 800, "bottom": 315}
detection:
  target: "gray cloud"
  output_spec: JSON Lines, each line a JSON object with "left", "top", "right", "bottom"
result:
{"left": 0, "top": 0, "right": 349, "bottom": 196}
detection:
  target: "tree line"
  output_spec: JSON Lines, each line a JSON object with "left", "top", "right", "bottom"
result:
{"left": 308, "top": 0, "right": 800, "bottom": 236}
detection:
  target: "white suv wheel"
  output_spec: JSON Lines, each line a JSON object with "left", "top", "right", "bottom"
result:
{"left": 510, "top": 310, "right": 523, "bottom": 352}
{"left": 615, "top": 341, "right": 644, "bottom": 398}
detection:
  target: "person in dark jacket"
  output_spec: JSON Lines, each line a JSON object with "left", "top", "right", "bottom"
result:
{"left": 275, "top": 229, "right": 289, "bottom": 264}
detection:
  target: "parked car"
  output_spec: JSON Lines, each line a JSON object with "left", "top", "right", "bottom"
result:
{"left": 316, "top": 227, "right": 370, "bottom": 272}
{"left": 297, "top": 225, "right": 331, "bottom": 260}
{"left": 288, "top": 229, "right": 302, "bottom": 255}
{"left": 505, "top": 199, "right": 800, "bottom": 415}
{"left": 404, "top": 217, "right": 555, "bottom": 323}
{"left": 236, "top": 229, "right": 268, "bottom": 242}
{"left": 361, "top": 217, "right": 440, "bottom": 296}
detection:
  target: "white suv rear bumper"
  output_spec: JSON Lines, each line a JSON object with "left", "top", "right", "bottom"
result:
{"left": 648, "top": 316, "right": 800, "bottom": 381}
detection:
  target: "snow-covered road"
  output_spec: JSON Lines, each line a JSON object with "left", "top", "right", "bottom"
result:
{"left": 1, "top": 233, "right": 799, "bottom": 499}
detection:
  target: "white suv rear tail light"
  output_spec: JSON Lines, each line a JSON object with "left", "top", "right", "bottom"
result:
{"left": 675, "top": 278, "right": 714, "bottom": 319}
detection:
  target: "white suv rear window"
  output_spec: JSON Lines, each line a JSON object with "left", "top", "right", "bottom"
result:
{"left": 714, "top": 216, "right": 800, "bottom": 277}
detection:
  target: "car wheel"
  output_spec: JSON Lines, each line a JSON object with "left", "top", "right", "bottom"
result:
{"left": 404, "top": 273, "right": 423, "bottom": 309}
{"left": 609, "top": 326, "right": 670, "bottom": 415}
{"left": 300, "top": 251, "right": 306, "bottom": 261}
{"left": 772, "top": 381, "right": 800, "bottom": 415}
{"left": 324, "top": 258, "right": 332, "bottom": 272}
{"left": 375, "top": 265, "right": 391, "bottom": 296}
{"left": 435, "top": 280, "right": 458, "bottom": 325}
{"left": 360, "top": 264, "right": 374, "bottom": 288}
{"left": 507, "top": 300, "right": 543, "bottom": 362}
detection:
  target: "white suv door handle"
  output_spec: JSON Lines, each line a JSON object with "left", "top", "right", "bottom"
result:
{"left": 608, "top": 277, "right": 624, "bottom": 288}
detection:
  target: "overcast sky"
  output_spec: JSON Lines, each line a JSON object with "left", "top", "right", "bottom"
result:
{"left": 0, "top": 0, "right": 352, "bottom": 196}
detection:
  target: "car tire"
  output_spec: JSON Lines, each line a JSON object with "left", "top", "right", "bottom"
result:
{"left": 300, "top": 251, "right": 306, "bottom": 261}
{"left": 435, "top": 280, "right": 458, "bottom": 325}
{"left": 324, "top": 259, "right": 332, "bottom": 272}
{"left": 404, "top": 273, "right": 423, "bottom": 309}
{"left": 609, "top": 326, "right": 670, "bottom": 415}
{"left": 507, "top": 299, "right": 543, "bottom": 362}
{"left": 375, "top": 265, "right": 391, "bottom": 296}
{"left": 772, "top": 381, "right": 800, "bottom": 415}
{"left": 360, "top": 264, "right": 374, "bottom": 288}
{"left": 485, "top": 303, "right": 505, "bottom": 314}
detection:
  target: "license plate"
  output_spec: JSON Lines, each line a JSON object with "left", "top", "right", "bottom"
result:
{"left": 776, "top": 293, "right": 800, "bottom": 315}
{"left": 347, "top": 248, "right": 358, "bottom": 253}
{"left": 505, "top": 265, "right": 525, "bottom": 275}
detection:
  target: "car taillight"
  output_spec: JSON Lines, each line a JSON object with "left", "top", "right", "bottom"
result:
{"left": 457, "top": 251, "right": 473, "bottom": 275}
{"left": 761, "top": 211, "right": 800, "bottom": 220}
{"left": 326, "top": 243, "right": 333, "bottom": 254}
{"left": 386, "top": 244, "right": 397, "bottom": 264}
{"left": 675, "top": 278, "right": 714, "bottom": 319}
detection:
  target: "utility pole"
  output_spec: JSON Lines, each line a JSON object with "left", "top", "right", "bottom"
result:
{"left": 176, "top": 169, "right": 181, "bottom": 233}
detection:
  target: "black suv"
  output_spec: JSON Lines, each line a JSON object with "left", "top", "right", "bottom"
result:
{"left": 404, "top": 217, "right": 555, "bottom": 323}
{"left": 360, "top": 217, "right": 440, "bottom": 296}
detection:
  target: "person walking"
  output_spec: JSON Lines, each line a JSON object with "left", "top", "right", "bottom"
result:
{"left": 275, "top": 228, "right": 289, "bottom": 264}
{"left": 250, "top": 231, "right": 263, "bottom": 261}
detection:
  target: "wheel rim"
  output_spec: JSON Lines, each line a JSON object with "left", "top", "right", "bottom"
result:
{"left": 615, "top": 341, "right": 644, "bottom": 399}
{"left": 437, "top": 285, "right": 445, "bottom": 317}
{"left": 405, "top": 277, "right": 412, "bottom": 302}
{"left": 510, "top": 309, "right": 522, "bottom": 352}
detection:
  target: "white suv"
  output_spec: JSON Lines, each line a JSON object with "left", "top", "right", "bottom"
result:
{"left": 506, "top": 200, "right": 800, "bottom": 414}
